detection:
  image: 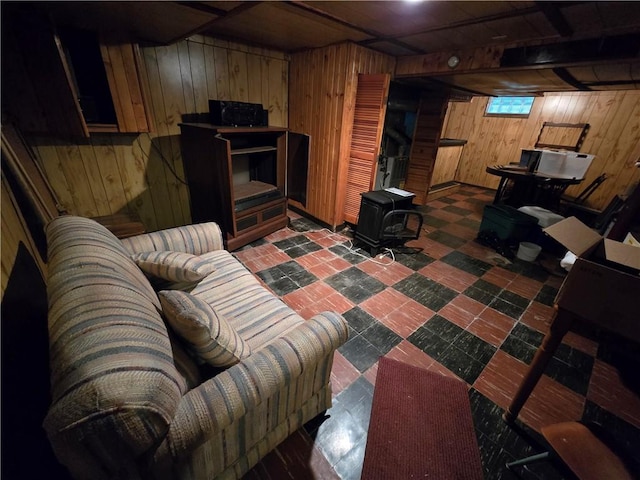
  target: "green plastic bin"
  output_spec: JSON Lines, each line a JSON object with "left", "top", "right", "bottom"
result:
{"left": 479, "top": 205, "right": 538, "bottom": 241}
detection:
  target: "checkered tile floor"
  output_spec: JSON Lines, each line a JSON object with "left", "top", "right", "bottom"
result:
{"left": 237, "top": 185, "right": 640, "bottom": 480}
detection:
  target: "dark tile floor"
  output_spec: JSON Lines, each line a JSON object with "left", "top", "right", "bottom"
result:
{"left": 237, "top": 186, "right": 640, "bottom": 480}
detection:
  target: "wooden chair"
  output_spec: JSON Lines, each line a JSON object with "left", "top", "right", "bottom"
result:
{"left": 506, "top": 422, "right": 636, "bottom": 480}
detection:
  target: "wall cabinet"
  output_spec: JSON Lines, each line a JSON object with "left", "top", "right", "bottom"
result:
{"left": 179, "top": 124, "right": 309, "bottom": 251}
{"left": 2, "top": 5, "right": 152, "bottom": 137}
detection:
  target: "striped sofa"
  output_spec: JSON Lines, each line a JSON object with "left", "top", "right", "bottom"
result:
{"left": 44, "top": 216, "right": 348, "bottom": 479}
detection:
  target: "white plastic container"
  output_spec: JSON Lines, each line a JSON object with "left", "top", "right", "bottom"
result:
{"left": 560, "top": 152, "right": 595, "bottom": 180}
{"left": 535, "top": 150, "right": 595, "bottom": 180}
{"left": 517, "top": 242, "right": 542, "bottom": 262}
{"left": 517, "top": 206, "right": 564, "bottom": 228}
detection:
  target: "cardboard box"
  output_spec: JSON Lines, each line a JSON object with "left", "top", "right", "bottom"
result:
{"left": 544, "top": 216, "right": 640, "bottom": 342}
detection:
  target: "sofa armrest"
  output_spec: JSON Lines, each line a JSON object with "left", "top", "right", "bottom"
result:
{"left": 156, "top": 312, "right": 348, "bottom": 459}
{"left": 121, "top": 222, "right": 225, "bottom": 256}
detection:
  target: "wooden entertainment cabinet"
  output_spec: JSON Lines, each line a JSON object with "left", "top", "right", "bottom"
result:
{"left": 179, "top": 124, "right": 309, "bottom": 251}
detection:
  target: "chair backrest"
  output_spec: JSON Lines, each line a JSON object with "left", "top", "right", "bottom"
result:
{"left": 574, "top": 173, "right": 607, "bottom": 204}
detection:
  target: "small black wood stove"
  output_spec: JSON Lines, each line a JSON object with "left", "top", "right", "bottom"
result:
{"left": 354, "top": 190, "right": 423, "bottom": 256}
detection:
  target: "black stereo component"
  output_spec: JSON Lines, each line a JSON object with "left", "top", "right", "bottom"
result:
{"left": 519, "top": 149, "right": 542, "bottom": 172}
{"left": 209, "top": 100, "right": 268, "bottom": 127}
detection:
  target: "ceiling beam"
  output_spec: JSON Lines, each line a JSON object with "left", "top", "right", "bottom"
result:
{"left": 396, "top": 34, "right": 638, "bottom": 97}
{"left": 501, "top": 34, "right": 640, "bottom": 68}
{"left": 552, "top": 67, "right": 591, "bottom": 90}
{"left": 585, "top": 79, "right": 640, "bottom": 87}
{"left": 396, "top": 46, "right": 504, "bottom": 78}
{"left": 177, "top": 2, "right": 231, "bottom": 18}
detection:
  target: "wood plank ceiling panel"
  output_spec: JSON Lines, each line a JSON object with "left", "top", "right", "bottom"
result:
{"left": 31, "top": 1, "right": 640, "bottom": 96}
{"left": 364, "top": 41, "right": 421, "bottom": 57}
{"left": 401, "top": 12, "right": 555, "bottom": 52}
{"left": 205, "top": 2, "right": 372, "bottom": 51}
{"left": 476, "top": 13, "right": 559, "bottom": 41}
{"left": 40, "top": 2, "right": 219, "bottom": 44}
{"left": 306, "top": 1, "right": 541, "bottom": 52}
{"left": 200, "top": 2, "right": 245, "bottom": 12}
{"left": 431, "top": 69, "right": 572, "bottom": 96}
{"left": 299, "top": 1, "right": 454, "bottom": 37}
{"left": 561, "top": 2, "right": 640, "bottom": 36}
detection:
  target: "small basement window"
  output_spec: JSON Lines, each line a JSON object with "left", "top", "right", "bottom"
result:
{"left": 485, "top": 96, "right": 534, "bottom": 117}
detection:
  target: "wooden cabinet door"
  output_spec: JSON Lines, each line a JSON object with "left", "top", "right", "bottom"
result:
{"left": 287, "top": 132, "right": 310, "bottom": 207}
{"left": 99, "top": 34, "right": 152, "bottom": 133}
{"left": 343, "top": 73, "right": 391, "bottom": 224}
{"left": 180, "top": 128, "right": 233, "bottom": 232}
{"left": 2, "top": 5, "right": 152, "bottom": 137}
{"left": 2, "top": 6, "right": 89, "bottom": 137}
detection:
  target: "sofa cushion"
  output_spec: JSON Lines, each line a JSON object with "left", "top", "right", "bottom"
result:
{"left": 159, "top": 290, "right": 251, "bottom": 367}
{"left": 188, "top": 250, "right": 304, "bottom": 351}
{"left": 121, "top": 222, "right": 224, "bottom": 255}
{"left": 132, "top": 251, "right": 216, "bottom": 282}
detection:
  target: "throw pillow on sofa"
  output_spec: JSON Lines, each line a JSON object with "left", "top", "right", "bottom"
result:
{"left": 132, "top": 251, "right": 215, "bottom": 282}
{"left": 159, "top": 290, "right": 251, "bottom": 367}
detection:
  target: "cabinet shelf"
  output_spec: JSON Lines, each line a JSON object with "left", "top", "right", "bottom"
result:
{"left": 231, "top": 146, "right": 277, "bottom": 156}
{"left": 87, "top": 123, "right": 119, "bottom": 133}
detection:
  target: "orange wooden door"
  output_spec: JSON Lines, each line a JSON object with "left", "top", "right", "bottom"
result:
{"left": 343, "top": 73, "right": 391, "bottom": 224}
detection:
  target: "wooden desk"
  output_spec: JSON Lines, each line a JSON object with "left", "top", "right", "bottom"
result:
{"left": 487, "top": 165, "right": 582, "bottom": 210}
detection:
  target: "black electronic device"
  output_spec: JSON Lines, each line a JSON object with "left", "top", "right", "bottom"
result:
{"left": 519, "top": 149, "right": 542, "bottom": 172}
{"left": 209, "top": 100, "right": 268, "bottom": 127}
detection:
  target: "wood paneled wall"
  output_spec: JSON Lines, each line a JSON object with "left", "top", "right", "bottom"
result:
{"left": 443, "top": 91, "right": 640, "bottom": 211}
{"left": 16, "top": 32, "right": 640, "bottom": 236}
{"left": 289, "top": 42, "right": 396, "bottom": 227}
{"left": 1, "top": 174, "right": 46, "bottom": 298}
{"left": 26, "top": 35, "right": 289, "bottom": 232}
{"left": 431, "top": 145, "right": 464, "bottom": 187}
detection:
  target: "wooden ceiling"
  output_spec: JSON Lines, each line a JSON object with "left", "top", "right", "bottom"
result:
{"left": 34, "top": 1, "right": 640, "bottom": 96}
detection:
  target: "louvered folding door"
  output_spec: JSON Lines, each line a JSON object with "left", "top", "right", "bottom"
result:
{"left": 343, "top": 74, "right": 390, "bottom": 224}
